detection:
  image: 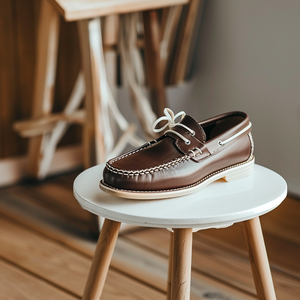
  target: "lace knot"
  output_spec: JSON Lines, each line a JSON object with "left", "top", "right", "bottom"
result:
{"left": 152, "top": 108, "right": 195, "bottom": 145}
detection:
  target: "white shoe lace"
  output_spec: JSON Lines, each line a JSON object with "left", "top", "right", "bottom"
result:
{"left": 152, "top": 108, "right": 195, "bottom": 145}
{"left": 153, "top": 108, "right": 252, "bottom": 148}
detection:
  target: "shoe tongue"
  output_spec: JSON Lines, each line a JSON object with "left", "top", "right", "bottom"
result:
{"left": 179, "top": 115, "right": 206, "bottom": 142}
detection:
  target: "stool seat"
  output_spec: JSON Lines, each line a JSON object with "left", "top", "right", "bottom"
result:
{"left": 74, "top": 163, "right": 287, "bottom": 229}
{"left": 73, "top": 163, "right": 287, "bottom": 300}
{"left": 49, "top": 0, "right": 189, "bottom": 21}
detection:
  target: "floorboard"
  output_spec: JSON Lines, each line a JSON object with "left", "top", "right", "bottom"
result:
{"left": 0, "top": 259, "right": 78, "bottom": 300}
{"left": 0, "top": 206, "right": 254, "bottom": 300}
{"left": 124, "top": 224, "right": 300, "bottom": 299}
{"left": 0, "top": 172, "right": 299, "bottom": 299}
{"left": 0, "top": 215, "right": 165, "bottom": 299}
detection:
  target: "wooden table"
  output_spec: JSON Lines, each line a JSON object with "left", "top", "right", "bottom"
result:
{"left": 14, "top": 0, "right": 191, "bottom": 180}
{"left": 12, "top": 0, "right": 201, "bottom": 234}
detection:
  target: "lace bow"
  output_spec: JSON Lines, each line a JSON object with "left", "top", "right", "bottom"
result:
{"left": 152, "top": 108, "right": 195, "bottom": 145}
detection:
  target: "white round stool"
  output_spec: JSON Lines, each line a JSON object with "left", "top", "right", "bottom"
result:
{"left": 73, "top": 164, "right": 287, "bottom": 300}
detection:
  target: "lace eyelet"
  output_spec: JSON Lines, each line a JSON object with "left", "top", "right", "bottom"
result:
{"left": 185, "top": 140, "right": 191, "bottom": 145}
{"left": 191, "top": 130, "right": 195, "bottom": 136}
{"left": 218, "top": 140, "right": 223, "bottom": 146}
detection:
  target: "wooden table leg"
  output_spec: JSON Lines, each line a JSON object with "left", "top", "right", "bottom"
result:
{"left": 82, "top": 219, "right": 121, "bottom": 300}
{"left": 78, "top": 18, "right": 107, "bottom": 168}
{"left": 27, "top": 0, "right": 60, "bottom": 179}
{"left": 243, "top": 217, "right": 277, "bottom": 300}
{"left": 143, "top": 10, "right": 167, "bottom": 117}
{"left": 171, "top": 228, "right": 193, "bottom": 300}
{"left": 169, "top": 0, "right": 203, "bottom": 85}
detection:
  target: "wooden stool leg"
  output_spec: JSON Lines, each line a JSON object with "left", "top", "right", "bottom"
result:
{"left": 171, "top": 228, "right": 193, "bottom": 300}
{"left": 243, "top": 217, "right": 277, "bottom": 300}
{"left": 82, "top": 219, "right": 121, "bottom": 300}
{"left": 167, "top": 231, "right": 174, "bottom": 300}
{"left": 28, "top": 0, "right": 59, "bottom": 178}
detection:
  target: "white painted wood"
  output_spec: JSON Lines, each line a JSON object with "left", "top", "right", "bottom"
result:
{"left": 48, "top": 0, "right": 189, "bottom": 21}
{"left": 0, "top": 146, "right": 82, "bottom": 188}
{"left": 35, "top": 72, "right": 85, "bottom": 179}
{"left": 73, "top": 164, "right": 287, "bottom": 229}
{"left": 119, "top": 13, "right": 157, "bottom": 139}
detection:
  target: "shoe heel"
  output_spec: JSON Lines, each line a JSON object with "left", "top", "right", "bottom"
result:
{"left": 224, "top": 158, "right": 254, "bottom": 182}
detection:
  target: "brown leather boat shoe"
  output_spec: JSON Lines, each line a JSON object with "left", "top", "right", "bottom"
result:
{"left": 100, "top": 108, "right": 254, "bottom": 199}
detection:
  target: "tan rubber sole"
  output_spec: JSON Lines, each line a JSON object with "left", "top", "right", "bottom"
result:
{"left": 99, "top": 157, "right": 255, "bottom": 200}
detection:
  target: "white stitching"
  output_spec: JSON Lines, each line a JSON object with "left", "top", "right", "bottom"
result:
{"left": 101, "top": 159, "right": 252, "bottom": 193}
{"left": 106, "top": 155, "right": 190, "bottom": 176}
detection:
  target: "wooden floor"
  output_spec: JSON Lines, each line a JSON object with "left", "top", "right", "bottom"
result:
{"left": 0, "top": 171, "right": 299, "bottom": 300}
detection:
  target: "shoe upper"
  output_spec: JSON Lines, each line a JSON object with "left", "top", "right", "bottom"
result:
{"left": 102, "top": 110, "right": 254, "bottom": 192}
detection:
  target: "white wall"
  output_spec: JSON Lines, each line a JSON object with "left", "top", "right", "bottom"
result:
{"left": 189, "top": 0, "right": 300, "bottom": 195}
{"left": 121, "top": 0, "right": 300, "bottom": 195}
